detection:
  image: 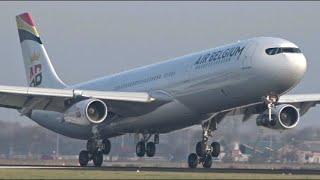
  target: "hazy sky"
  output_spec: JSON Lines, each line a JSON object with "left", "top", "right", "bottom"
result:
{"left": 0, "top": 2, "right": 319, "bottom": 128}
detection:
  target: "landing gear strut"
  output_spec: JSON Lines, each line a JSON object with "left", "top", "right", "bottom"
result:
{"left": 263, "top": 95, "right": 279, "bottom": 121}
{"left": 136, "top": 133, "right": 159, "bottom": 157}
{"left": 188, "top": 120, "right": 220, "bottom": 168}
{"left": 78, "top": 126, "right": 111, "bottom": 167}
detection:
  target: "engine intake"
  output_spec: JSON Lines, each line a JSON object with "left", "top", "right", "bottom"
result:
{"left": 256, "top": 104, "right": 300, "bottom": 130}
{"left": 86, "top": 100, "right": 107, "bottom": 123}
{"left": 64, "top": 99, "right": 108, "bottom": 125}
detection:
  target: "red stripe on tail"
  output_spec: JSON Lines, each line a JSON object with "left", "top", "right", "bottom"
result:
{"left": 19, "top": 12, "right": 35, "bottom": 26}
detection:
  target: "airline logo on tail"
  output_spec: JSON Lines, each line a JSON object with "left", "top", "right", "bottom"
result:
{"left": 29, "top": 63, "right": 42, "bottom": 87}
{"left": 29, "top": 51, "right": 42, "bottom": 87}
{"left": 30, "top": 51, "right": 40, "bottom": 62}
{"left": 16, "top": 13, "right": 43, "bottom": 87}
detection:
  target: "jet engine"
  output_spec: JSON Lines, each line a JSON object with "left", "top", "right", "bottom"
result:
{"left": 256, "top": 104, "right": 300, "bottom": 130}
{"left": 64, "top": 99, "right": 108, "bottom": 126}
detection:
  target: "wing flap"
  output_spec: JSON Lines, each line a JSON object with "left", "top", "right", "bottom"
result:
{"left": 77, "top": 90, "right": 155, "bottom": 103}
{"left": 28, "top": 87, "right": 73, "bottom": 97}
{"left": 0, "top": 93, "right": 29, "bottom": 109}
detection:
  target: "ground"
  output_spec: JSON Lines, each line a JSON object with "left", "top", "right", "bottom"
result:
{"left": 0, "top": 169, "right": 320, "bottom": 179}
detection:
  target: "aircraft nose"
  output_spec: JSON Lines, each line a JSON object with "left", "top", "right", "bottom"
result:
{"left": 285, "top": 53, "right": 307, "bottom": 84}
{"left": 253, "top": 38, "right": 308, "bottom": 94}
{"left": 256, "top": 46, "right": 307, "bottom": 94}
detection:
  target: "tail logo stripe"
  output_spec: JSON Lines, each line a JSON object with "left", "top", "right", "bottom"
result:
{"left": 16, "top": 16, "right": 40, "bottom": 37}
{"left": 18, "top": 29, "right": 42, "bottom": 44}
{"left": 19, "top": 13, "right": 36, "bottom": 26}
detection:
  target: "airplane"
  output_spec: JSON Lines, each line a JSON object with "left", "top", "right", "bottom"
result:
{"left": 2, "top": 12, "right": 317, "bottom": 168}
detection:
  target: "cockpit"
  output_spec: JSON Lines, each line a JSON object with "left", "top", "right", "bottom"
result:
{"left": 265, "top": 47, "right": 302, "bottom": 55}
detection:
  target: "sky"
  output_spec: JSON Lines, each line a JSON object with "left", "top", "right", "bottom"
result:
{"left": 0, "top": 2, "right": 319, "bottom": 128}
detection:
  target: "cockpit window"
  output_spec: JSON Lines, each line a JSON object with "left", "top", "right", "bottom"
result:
{"left": 265, "top": 47, "right": 301, "bottom": 55}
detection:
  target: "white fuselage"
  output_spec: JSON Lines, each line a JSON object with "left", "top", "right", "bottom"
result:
{"left": 31, "top": 37, "right": 307, "bottom": 139}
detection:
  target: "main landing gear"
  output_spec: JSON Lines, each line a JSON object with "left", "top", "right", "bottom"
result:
{"left": 78, "top": 138, "right": 111, "bottom": 167}
{"left": 78, "top": 126, "right": 111, "bottom": 167}
{"left": 188, "top": 121, "right": 220, "bottom": 168}
{"left": 136, "top": 133, "right": 159, "bottom": 158}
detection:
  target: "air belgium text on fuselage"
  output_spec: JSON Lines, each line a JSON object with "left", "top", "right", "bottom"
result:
{"left": 194, "top": 45, "right": 246, "bottom": 66}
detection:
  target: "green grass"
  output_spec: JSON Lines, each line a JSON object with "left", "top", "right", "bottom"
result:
{"left": 0, "top": 169, "right": 320, "bottom": 179}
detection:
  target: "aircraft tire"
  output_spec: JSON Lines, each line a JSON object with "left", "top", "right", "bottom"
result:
{"left": 202, "top": 154, "right": 212, "bottom": 168}
{"left": 79, "top": 150, "right": 89, "bottom": 167}
{"left": 136, "top": 141, "right": 146, "bottom": 157}
{"left": 92, "top": 151, "right": 103, "bottom": 167}
{"left": 188, "top": 153, "right": 198, "bottom": 168}
{"left": 102, "top": 139, "right": 111, "bottom": 155}
{"left": 211, "top": 142, "right": 220, "bottom": 157}
{"left": 196, "top": 141, "right": 205, "bottom": 157}
{"left": 146, "top": 142, "right": 156, "bottom": 157}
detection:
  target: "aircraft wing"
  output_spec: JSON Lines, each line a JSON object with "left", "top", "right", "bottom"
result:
{"left": 0, "top": 85, "right": 169, "bottom": 117}
{"left": 277, "top": 94, "right": 320, "bottom": 103}
{"left": 213, "top": 94, "right": 320, "bottom": 123}
{"left": 277, "top": 94, "right": 320, "bottom": 115}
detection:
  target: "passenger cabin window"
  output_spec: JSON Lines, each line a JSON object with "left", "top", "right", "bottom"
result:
{"left": 265, "top": 47, "right": 301, "bottom": 55}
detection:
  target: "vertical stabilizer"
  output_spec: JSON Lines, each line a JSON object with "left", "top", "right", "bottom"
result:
{"left": 16, "top": 12, "right": 66, "bottom": 88}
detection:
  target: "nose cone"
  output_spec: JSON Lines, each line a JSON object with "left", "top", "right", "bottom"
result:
{"left": 253, "top": 37, "right": 307, "bottom": 94}
{"left": 284, "top": 53, "right": 307, "bottom": 86}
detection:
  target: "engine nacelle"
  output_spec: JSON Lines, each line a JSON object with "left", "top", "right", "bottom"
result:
{"left": 256, "top": 104, "right": 300, "bottom": 130}
{"left": 64, "top": 99, "right": 108, "bottom": 126}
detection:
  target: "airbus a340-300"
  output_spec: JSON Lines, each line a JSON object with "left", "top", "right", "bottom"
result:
{"left": 2, "top": 12, "right": 316, "bottom": 168}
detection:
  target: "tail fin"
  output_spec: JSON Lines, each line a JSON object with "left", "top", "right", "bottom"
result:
{"left": 16, "top": 12, "right": 66, "bottom": 88}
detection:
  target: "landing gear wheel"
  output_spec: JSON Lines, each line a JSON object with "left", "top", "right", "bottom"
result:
{"left": 102, "top": 139, "right": 111, "bottom": 155}
{"left": 79, "top": 150, "right": 89, "bottom": 167}
{"left": 146, "top": 142, "right": 156, "bottom": 157}
{"left": 188, "top": 153, "right": 198, "bottom": 168}
{"left": 211, "top": 142, "right": 220, "bottom": 157}
{"left": 92, "top": 151, "right": 103, "bottom": 167}
{"left": 202, "top": 154, "right": 212, "bottom": 168}
{"left": 136, "top": 141, "right": 146, "bottom": 157}
{"left": 196, "top": 141, "right": 206, "bottom": 157}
